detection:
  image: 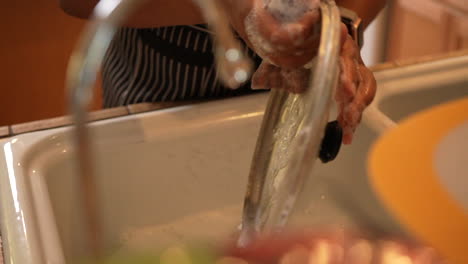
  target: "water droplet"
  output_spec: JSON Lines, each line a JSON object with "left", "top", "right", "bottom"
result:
{"left": 234, "top": 70, "right": 248, "bottom": 83}
{"left": 225, "top": 49, "right": 240, "bottom": 62}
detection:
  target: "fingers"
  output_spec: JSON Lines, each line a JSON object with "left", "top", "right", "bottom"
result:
{"left": 279, "top": 67, "right": 310, "bottom": 93}
{"left": 356, "top": 64, "right": 377, "bottom": 108}
{"left": 341, "top": 65, "right": 376, "bottom": 145}
{"left": 252, "top": 61, "right": 310, "bottom": 92}
{"left": 256, "top": 0, "right": 320, "bottom": 45}
{"left": 250, "top": 11, "right": 377, "bottom": 145}
{"left": 266, "top": 34, "right": 320, "bottom": 68}
{"left": 336, "top": 34, "right": 377, "bottom": 144}
{"left": 248, "top": 1, "right": 321, "bottom": 68}
{"left": 251, "top": 62, "right": 272, "bottom": 90}
{"left": 252, "top": 62, "right": 282, "bottom": 90}
{"left": 263, "top": 10, "right": 321, "bottom": 48}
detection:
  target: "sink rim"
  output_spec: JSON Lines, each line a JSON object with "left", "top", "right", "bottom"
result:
{"left": 363, "top": 55, "right": 468, "bottom": 134}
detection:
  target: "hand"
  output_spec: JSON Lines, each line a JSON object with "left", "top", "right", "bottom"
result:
{"left": 251, "top": 62, "right": 311, "bottom": 93}
{"left": 249, "top": 0, "right": 320, "bottom": 69}
{"left": 336, "top": 33, "right": 376, "bottom": 144}
{"left": 246, "top": 0, "right": 322, "bottom": 68}
{"left": 222, "top": 0, "right": 322, "bottom": 68}
{"left": 251, "top": 25, "right": 376, "bottom": 145}
{"left": 223, "top": 0, "right": 376, "bottom": 144}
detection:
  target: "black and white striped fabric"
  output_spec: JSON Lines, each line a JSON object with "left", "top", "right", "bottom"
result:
{"left": 101, "top": 24, "right": 262, "bottom": 108}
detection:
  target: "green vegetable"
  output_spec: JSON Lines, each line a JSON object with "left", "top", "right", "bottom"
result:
{"left": 75, "top": 245, "right": 217, "bottom": 264}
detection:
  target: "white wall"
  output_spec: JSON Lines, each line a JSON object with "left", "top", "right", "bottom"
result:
{"left": 361, "top": 7, "right": 390, "bottom": 66}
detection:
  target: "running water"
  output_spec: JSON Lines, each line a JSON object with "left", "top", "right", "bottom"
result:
{"left": 239, "top": 0, "right": 342, "bottom": 246}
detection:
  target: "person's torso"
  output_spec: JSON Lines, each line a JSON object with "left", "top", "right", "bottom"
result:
{"left": 101, "top": 25, "right": 261, "bottom": 108}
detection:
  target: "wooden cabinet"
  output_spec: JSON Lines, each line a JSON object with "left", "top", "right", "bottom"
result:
{"left": 387, "top": 0, "right": 468, "bottom": 61}
{"left": 0, "top": 0, "right": 102, "bottom": 126}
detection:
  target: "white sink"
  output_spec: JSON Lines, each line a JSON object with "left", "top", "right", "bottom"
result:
{"left": 0, "top": 55, "right": 467, "bottom": 264}
{"left": 371, "top": 55, "right": 468, "bottom": 125}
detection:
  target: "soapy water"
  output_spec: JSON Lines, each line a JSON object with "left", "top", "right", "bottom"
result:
{"left": 244, "top": 0, "right": 320, "bottom": 63}
{"left": 117, "top": 199, "right": 341, "bottom": 253}
{"left": 115, "top": 207, "right": 444, "bottom": 264}
{"left": 264, "top": 0, "right": 320, "bottom": 23}
{"left": 270, "top": 95, "right": 305, "bottom": 190}
{"left": 113, "top": 205, "right": 445, "bottom": 264}
{"left": 256, "top": 94, "right": 308, "bottom": 230}
{"left": 244, "top": 10, "right": 274, "bottom": 61}
{"left": 95, "top": 213, "right": 444, "bottom": 264}
{"left": 118, "top": 195, "right": 337, "bottom": 253}
{"left": 119, "top": 206, "right": 243, "bottom": 252}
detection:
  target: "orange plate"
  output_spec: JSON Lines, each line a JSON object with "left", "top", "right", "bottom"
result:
{"left": 368, "top": 97, "right": 468, "bottom": 264}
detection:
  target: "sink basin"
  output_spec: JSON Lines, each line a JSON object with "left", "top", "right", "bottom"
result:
{"left": 0, "top": 55, "right": 467, "bottom": 264}
{"left": 0, "top": 94, "right": 394, "bottom": 264}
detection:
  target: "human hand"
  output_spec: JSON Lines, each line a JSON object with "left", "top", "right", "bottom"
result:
{"left": 336, "top": 33, "right": 376, "bottom": 144}
{"left": 223, "top": 0, "right": 376, "bottom": 144}
{"left": 220, "top": 0, "right": 323, "bottom": 68}
{"left": 245, "top": 0, "right": 322, "bottom": 68}
{"left": 250, "top": 24, "right": 375, "bottom": 144}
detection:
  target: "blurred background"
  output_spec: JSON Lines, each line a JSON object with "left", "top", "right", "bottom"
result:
{"left": 1, "top": 0, "right": 467, "bottom": 126}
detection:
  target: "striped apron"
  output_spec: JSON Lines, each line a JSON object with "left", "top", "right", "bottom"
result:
{"left": 101, "top": 24, "right": 262, "bottom": 108}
